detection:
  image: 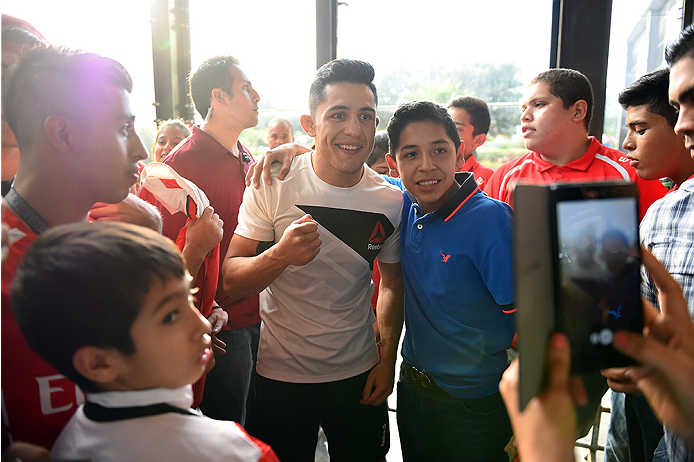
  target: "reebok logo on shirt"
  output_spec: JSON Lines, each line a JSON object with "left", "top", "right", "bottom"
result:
{"left": 297, "top": 205, "right": 395, "bottom": 268}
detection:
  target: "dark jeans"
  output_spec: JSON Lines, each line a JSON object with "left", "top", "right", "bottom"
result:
{"left": 396, "top": 363, "right": 512, "bottom": 462}
{"left": 246, "top": 371, "right": 389, "bottom": 462}
{"left": 198, "top": 322, "right": 260, "bottom": 425}
{"left": 606, "top": 392, "right": 668, "bottom": 462}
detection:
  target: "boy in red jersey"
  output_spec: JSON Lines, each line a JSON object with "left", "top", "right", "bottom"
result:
{"left": 484, "top": 68, "right": 666, "bottom": 219}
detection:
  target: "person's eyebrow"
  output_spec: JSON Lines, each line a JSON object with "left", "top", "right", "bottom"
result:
{"left": 671, "top": 84, "right": 694, "bottom": 106}
{"left": 627, "top": 119, "right": 647, "bottom": 128}
{"left": 399, "top": 139, "right": 449, "bottom": 151}
{"left": 326, "top": 104, "right": 376, "bottom": 114}
{"left": 150, "top": 287, "right": 188, "bottom": 315}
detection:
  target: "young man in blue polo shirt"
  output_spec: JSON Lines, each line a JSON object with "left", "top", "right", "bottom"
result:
{"left": 384, "top": 100, "right": 515, "bottom": 461}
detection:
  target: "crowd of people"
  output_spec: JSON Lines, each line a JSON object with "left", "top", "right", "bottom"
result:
{"left": 2, "top": 10, "right": 694, "bottom": 462}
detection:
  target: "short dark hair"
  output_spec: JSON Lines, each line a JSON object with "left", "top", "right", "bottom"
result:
{"left": 618, "top": 68, "right": 677, "bottom": 127}
{"left": 387, "top": 100, "right": 461, "bottom": 160}
{"left": 188, "top": 55, "right": 240, "bottom": 119}
{"left": 11, "top": 222, "right": 186, "bottom": 393}
{"left": 446, "top": 95, "right": 491, "bottom": 136}
{"left": 530, "top": 68, "right": 594, "bottom": 130}
{"left": 308, "top": 59, "right": 377, "bottom": 115}
{"left": 366, "top": 131, "right": 389, "bottom": 167}
{"left": 2, "top": 45, "right": 133, "bottom": 151}
{"left": 666, "top": 24, "right": 694, "bottom": 66}
{"left": 1, "top": 27, "right": 44, "bottom": 50}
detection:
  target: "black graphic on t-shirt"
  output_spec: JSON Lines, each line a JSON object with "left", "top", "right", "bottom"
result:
{"left": 297, "top": 205, "right": 395, "bottom": 268}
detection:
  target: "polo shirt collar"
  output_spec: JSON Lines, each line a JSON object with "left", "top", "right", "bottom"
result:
{"left": 460, "top": 154, "right": 479, "bottom": 172}
{"left": 533, "top": 136, "right": 599, "bottom": 173}
{"left": 405, "top": 171, "right": 478, "bottom": 222}
{"left": 86, "top": 385, "right": 194, "bottom": 410}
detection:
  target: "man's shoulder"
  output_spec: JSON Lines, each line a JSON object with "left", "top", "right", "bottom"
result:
{"left": 465, "top": 190, "right": 513, "bottom": 223}
{"left": 493, "top": 152, "right": 535, "bottom": 174}
{"left": 2, "top": 205, "right": 38, "bottom": 282}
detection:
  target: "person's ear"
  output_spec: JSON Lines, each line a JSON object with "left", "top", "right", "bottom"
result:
{"left": 300, "top": 114, "right": 316, "bottom": 137}
{"left": 471, "top": 133, "right": 487, "bottom": 151}
{"left": 212, "top": 89, "right": 226, "bottom": 106}
{"left": 375, "top": 116, "right": 380, "bottom": 128}
{"left": 72, "top": 346, "right": 121, "bottom": 385}
{"left": 43, "top": 115, "right": 76, "bottom": 155}
{"left": 455, "top": 140, "right": 466, "bottom": 171}
{"left": 572, "top": 100, "right": 588, "bottom": 124}
{"left": 386, "top": 154, "right": 399, "bottom": 178}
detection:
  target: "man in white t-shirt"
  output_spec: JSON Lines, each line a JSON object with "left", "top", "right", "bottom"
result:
{"left": 222, "top": 59, "right": 404, "bottom": 462}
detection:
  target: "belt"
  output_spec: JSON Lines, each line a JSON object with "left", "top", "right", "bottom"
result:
{"left": 401, "top": 362, "right": 451, "bottom": 398}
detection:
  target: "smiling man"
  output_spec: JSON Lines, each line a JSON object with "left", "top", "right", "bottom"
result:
{"left": 223, "top": 59, "right": 403, "bottom": 462}
{"left": 484, "top": 68, "right": 666, "bottom": 220}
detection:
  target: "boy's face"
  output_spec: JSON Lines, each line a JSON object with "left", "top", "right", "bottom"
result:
{"left": 520, "top": 82, "right": 578, "bottom": 158}
{"left": 393, "top": 120, "right": 462, "bottom": 214}
{"left": 447, "top": 106, "right": 483, "bottom": 159}
{"left": 302, "top": 82, "right": 378, "bottom": 187}
{"left": 109, "top": 274, "right": 212, "bottom": 391}
{"left": 369, "top": 155, "right": 390, "bottom": 175}
{"left": 622, "top": 104, "right": 692, "bottom": 183}
{"left": 669, "top": 55, "right": 694, "bottom": 157}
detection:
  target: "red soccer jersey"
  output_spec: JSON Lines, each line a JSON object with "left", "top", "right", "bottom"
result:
{"left": 1, "top": 206, "right": 82, "bottom": 451}
{"left": 460, "top": 154, "right": 495, "bottom": 189}
{"left": 484, "top": 137, "right": 667, "bottom": 219}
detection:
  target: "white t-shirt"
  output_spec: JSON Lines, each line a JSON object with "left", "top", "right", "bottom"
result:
{"left": 235, "top": 153, "right": 402, "bottom": 383}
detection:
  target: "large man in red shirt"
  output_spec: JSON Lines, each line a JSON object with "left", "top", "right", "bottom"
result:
{"left": 1, "top": 46, "right": 151, "bottom": 453}
{"left": 158, "top": 55, "right": 261, "bottom": 424}
{"left": 484, "top": 68, "right": 666, "bottom": 219}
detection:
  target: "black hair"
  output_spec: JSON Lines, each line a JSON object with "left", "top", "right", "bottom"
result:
{"left": 618, "top": 68, "right": 678, "bottom": 127}
{"left": 665, "top": 24, "right": 694, "bottom": 66}
{"left": 11, "top": 222, "right": 186, "bottom": 393}
{"left": 530, "top": 68, "right": 594, "bottom": 130}
{"left": 446, "top": 95, "right": 491, "bottom": 136}
{"left": 308, "top": 59, "right": 377, "bottom": 115}
{"left": 366, "top": 131, "right": 389, "bottom": 167}
{"left": 2, "top": 45, "right": 133, "bottom": 151}
{"left": 387, "top": 100, "right": 461, "bottom": 160}
{"left": 188, "top": 55, "right": 240, "bottom": 119}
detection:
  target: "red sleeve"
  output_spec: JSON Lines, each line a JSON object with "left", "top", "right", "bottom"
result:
{"left": 633, "top": 174, "right": 667, "bottom": 221}
{"left": 484, "top": 168, "right": 503, "bottom": 200}
{"left": 232, "top": 423, "right": 281, "bottom": 462}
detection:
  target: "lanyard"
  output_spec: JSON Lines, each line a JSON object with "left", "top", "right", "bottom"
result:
{"left": 4, "top": 188, "right": 50, "bottom": 234}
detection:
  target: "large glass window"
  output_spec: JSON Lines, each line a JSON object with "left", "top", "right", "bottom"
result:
{"left": 337, "top": 0, "right": 554, "bottom": 167}
{"left": 188, "top": 1, "right": 317, "bottom": 151}
{"left": 605, "top": 0, "right": 686, "bottom": 152}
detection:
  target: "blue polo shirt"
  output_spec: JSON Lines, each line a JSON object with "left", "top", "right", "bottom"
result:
{"left": 396, "top": 172, "right": 515, "bottom": 399}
